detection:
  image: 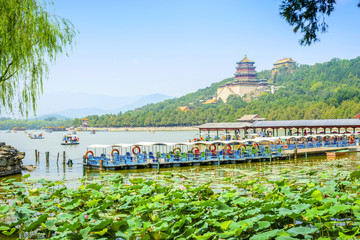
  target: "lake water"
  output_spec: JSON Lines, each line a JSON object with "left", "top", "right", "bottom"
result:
{"left": 1, "top": 130, "right": 360, "bottom": 184}
{"left": 0, "top": 130, "right": 197, "bottom": 180}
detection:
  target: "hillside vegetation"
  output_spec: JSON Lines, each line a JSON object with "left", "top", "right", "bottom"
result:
{"left": 79, "top": 57, "right": 360, "bottom": 127}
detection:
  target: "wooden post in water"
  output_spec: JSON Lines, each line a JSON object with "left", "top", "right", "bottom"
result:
{"left": 37, "top": 151, "right": 40, "bottom": 161}
{"left": 294, "top": 148, "right": 298, "bottom": 159}
{"left": 157, "top": 160, "right": 160, "bottom": 173}
{"left": 63, "top": 151, "right": 66, "bottom": 164}
{"left": 35, "top": 150, "right": 38, "bottom": 162}
{"left": 57, "top": 153, "right": 59, "bottom": 164}
{"left": 305, "top": 152, "right": 308, "bottom": 161}
{"left": 46, "top": 152, "right": 49, "bottom": 163}
{"left": 99, "top": 159, "right": 103, "bottom": 170}
{"left": 218, "top": 156, "right": 220, "bottom": 167}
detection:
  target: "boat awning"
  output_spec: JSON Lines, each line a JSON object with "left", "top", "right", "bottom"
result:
{"left": 87, "top": 144, "right": 112, "bottom": 149}
{"left": 197, "top": 122, "right": 252, "bottom": 131}
{"left": 251, "top": 119, "right": 360, "bottom": 128}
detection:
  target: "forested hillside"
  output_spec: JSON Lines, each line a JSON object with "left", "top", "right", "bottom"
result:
{"left": 77, "top": 57, "right": 360, "bottom": 127}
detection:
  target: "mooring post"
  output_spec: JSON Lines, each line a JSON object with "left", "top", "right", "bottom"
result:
{"left": 218, "top": 156, "right": 220, "bottom": 167}
{"left": 57, "top": 153, "right": 59, "bottom": 164}
{"left": 37, "top": 151, "right": 40, "bottom": 161}
{"left": 46, "top": 152, "right": 49, "bottom": 162}
{"left": 270, "top": 153, "right": 272, "bottom": 163}
{"left": 63, "top": 151, "right": 66, "bottom": 164}
{"left": 305, "top": 152, "right": 308, "bottom": 160}
{"left": 294, "top": 148, "right": 298, "bottom": 159}
{"left": 99, "top": 159, "right": 103, "bottom": 168}
{"left": 35, "top": 150, "right": 38, "bottom": 162}
{"left": 157, "top": 160, "right": 160, "bottom": 172}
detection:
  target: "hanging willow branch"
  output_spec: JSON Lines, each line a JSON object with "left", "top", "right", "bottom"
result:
{"left": 0, "top": 0, "right": 77, "bottom": 116}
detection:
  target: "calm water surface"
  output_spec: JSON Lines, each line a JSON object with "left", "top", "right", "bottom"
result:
{"left": 1, "top": 130, "right": 360, "bottom": 184}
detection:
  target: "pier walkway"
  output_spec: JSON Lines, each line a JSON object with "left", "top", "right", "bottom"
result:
{"left": 84, "top": 145, "right": 359, "bottom": 170}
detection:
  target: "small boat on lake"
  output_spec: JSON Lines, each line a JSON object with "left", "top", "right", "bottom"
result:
{"left": 326, "top": 150, "right": 349, "bottom": 157}
{"left": 61, "top": 134, "right": 80, "bottom": 145}
{"left": 90, "top": 130, "right": 96, "bottom": 134}
{"left": 28, "top": 132, "right": 44, "bottom": 139}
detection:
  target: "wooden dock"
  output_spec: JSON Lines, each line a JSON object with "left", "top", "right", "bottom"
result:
{"left": 84, "top": 145, "right": 360, "bottom": 170}
{"left": 84, "top": 154, "right": 289, "bottom": 170}
{"left": 283, "top": 145, "right": 359, "bottom": 157}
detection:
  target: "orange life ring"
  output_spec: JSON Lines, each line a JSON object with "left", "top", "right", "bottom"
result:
{"left": 132, "top": 146, "right": 141, "bottom": 155}
{"left": 225, "top": 144, "right": 231, "bottom": 151}
{"left": 253, "top": 143, "right": 259, "bottom": 149}
{"left": 173, "top": 147, "right": 181, "bottom": 154}
{"left": 111, "top": 149, "right": 119, "bottom": 157}
{"left": 85, "top": 151, "right": 94, "bottom": 159}
{"left": 191, "top": 147, "right": 200, "bottom": 155}
{"left": 209, "top": 144, "right": 216, "bottom": 151}
{"left": 238, "top": 144, "right": 246, "bottom": 151}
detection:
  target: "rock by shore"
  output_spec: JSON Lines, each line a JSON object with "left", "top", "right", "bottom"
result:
{"left": 0, "top": 142, "right": 25, "bottom": 177}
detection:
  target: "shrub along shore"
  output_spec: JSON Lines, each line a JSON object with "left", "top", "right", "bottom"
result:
{"left": 1, "top": 168, "right": 360, "bottom": 239}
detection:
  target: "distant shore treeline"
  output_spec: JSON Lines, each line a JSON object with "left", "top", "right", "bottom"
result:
{"left": 0, "top": 117, "right": 73, "bottom": 130}
{"left": 73, "top": 57, "right": 360, "bottom": 127}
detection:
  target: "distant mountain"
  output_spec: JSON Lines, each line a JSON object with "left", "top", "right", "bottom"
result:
{"left": 36, "top": 93, "right": 173, "bottom": 119}
{"left": 115, "top": 94, "right": 174, "bottom": 112}
{"left": 35, "top": 113, "right": 69, "bottom": 120}
{"left": 53, "top": 108, "right": 107, "bottom": 119}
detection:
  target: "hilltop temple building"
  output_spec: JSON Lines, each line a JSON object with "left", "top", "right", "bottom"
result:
{"left": 271, "top": 57, "right": 296, "bottom": 76}
{"left": 217, "top": 55, "right": 268, "bottom": 103}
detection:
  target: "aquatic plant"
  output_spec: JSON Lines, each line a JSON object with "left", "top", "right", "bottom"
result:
{"left": 0, "top": 169, "right": 360, "bottom": 239}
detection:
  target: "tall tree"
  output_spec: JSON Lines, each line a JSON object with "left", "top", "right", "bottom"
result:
{"left": 280, "top": 0, "right": 360, "bottom": 45}
{"left": 0, "top": 0, "right": 77, "bottom": 116}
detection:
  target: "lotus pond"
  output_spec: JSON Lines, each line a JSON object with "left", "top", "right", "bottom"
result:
{"left": 1, "top": 155, "right": 360, "bottom": 239}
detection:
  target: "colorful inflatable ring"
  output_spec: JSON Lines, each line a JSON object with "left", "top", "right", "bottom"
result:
{"left": 132, "top": 146, "right": 141, "bottom": 155}
{"left": 85, "top": 151, "right": 94, "bottom": 159}
{"left": 173, "top": 147, "right": 181, "bottom": 154}
{"left": 209, "top": 144, "right": 216, "bottom": 151}
{"left": 111, "top": 149, "right": 119, "bottom": 157}
{"left": 225, "top": 144, "right": 231, "bottom": 151}
{"left": 253, "top": 143, "right": 260, "bottom": 149}
{"left": 221, "top": 136, "right": 226, "bottom": 140}
{"left": 191, "top": 147, "right": 200, "bottom": 154}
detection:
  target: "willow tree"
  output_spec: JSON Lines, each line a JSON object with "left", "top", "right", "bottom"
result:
{"left": 0, "top": 0, "right": 77, "bottom": 116}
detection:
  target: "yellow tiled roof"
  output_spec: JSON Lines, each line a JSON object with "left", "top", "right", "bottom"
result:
{"left": 240, "top": 54, "right": 253, "bottom": 63}
{"left": 178, "top": 106, "right": 191, "bottom": 111}
{"left": 274, "top": 58, "right": 295, "bottom": 65}
{"left": 202, "top": 98, "right": 217, "bottom": 104}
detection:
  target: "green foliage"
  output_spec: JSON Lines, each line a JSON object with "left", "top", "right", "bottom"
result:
{"left": 86, "top": 57, "right": 360, "bottom": 127}
{"left": 1, "top": 169, "right": 360, "bottom": 239}
{"left": 0, "top": 0, "right": 77, "bottom": 116}
{"left": 0, "top": 117, "right": 73, "bottom": 130}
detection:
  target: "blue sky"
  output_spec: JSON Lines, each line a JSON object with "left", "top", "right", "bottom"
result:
{"left": 44, "top": 0, "right": 360, "bottom": 100}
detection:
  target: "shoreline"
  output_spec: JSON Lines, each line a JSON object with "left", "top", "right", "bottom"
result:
{"left": 86, "top": 126, "right": 198, "bottom": 132}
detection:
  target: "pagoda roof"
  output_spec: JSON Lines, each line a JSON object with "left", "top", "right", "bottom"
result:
{"left": 202, "top": 98, "right": 217, "bottom": 104}
{"left": 178, "top": 106, "right": 191, "bottom": 112}
{"left": 237, "top": 54, "right": 254, "bottom": 64}
{"left": 274, "top": 58, "right": 295, "bottom": 65}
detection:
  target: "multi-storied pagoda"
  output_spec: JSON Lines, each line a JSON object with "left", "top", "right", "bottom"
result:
{"left": 234, "top": 55, "right": 258, "bottom": 84}
{"left": 217, "top": 55, "right": 268, "bottom": 103}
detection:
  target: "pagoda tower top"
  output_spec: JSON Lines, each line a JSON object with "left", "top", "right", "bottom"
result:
{"left": 237, "top": 54, "right": 254, "bottom": 64}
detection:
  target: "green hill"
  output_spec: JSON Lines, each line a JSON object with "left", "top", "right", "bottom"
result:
{"left": 81, "top": 57, "right": 360, "bottom": 127}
